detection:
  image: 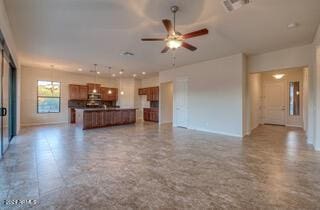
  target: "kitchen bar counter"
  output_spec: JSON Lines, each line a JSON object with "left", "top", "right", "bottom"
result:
{"left": 75, "top": 108, "right": 137, "bottom": 130}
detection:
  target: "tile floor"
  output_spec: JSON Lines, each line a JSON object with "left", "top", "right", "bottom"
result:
{"left": 1, "top": 122, "right": 320, "bottom": 209}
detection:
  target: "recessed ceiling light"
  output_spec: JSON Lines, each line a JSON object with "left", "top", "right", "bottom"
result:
{"left": 142, "top": 72, "right": 146, "bottom": 75}
{"left": 288, "top": 22, "right": 298, "bottom": 29}
{"left": 78, "top": 68, "right": 83, "bottom": 71}
{"left": 273, "top": 74, "right": 285, "bottom": 80}
{"left": 133, "top": 74, "right": 137, "bottom": 77}
{"left": 112, "top": 73, "right": 116, "bottom": 77}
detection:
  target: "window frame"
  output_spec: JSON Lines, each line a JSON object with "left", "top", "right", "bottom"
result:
{"left": 37, "top": 80, "right": 61, "bottom": 114}
{"left": 288, "top": 81, "right": 300, "bottom": 116}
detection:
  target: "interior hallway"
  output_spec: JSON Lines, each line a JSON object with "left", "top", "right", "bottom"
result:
{"left": 1, "top": 122, "right": 320, "bottom": 209}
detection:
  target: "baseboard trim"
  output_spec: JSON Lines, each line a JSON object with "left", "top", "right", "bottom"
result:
{"left": 187, "top": 126, "right": 243, "bottom": 138}
{"left": 21, "top": 121, "right": 68, "bottom": 127}
{"left": 285, "top": 124, "right": 303, "bottom": 128}
{"left": 159, "top": 121, "right": 173, "bottom": 125}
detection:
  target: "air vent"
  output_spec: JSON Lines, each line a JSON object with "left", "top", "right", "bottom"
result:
{"left": 121, "top": 52, "right": 134, "bottom": 56}
{"left": 222, "top": 0, "right": 250, "bottom": 12}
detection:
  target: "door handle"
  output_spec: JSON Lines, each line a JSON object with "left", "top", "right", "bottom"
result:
{"left": 1, "top": 107, "right": 7, "bottom": 116}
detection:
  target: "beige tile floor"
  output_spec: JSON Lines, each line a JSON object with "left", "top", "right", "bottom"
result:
{"left": 1, "top": 122, "right": 320, "bottom": 209}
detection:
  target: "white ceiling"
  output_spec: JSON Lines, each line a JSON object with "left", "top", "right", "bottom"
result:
{"left": 4, "top": 0, "right": 320, "bottom": 76}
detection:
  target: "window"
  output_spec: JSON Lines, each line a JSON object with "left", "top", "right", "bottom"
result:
{"left": 37, "top": 81, "right": 61, "bottom": 113}
{"left": 289, "top": 81, "right": 300, "bottom": 116}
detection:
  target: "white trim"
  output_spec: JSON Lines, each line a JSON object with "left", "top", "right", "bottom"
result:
{"left": 285, "top": 124, "right": 303, "bottom": 128}
{"left": 187, "top": 126, "right": 243, "bottom": 138}
{"left": 159, "top": 121, "right": 173, "bottom": 125}
{"left": 21, "top": 121, "right": 68, "bottom": 127}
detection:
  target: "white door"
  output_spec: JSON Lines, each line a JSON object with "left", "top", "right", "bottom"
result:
{"left": 174, "top": 79, "right": 188, "bottom": 128}
{"left": 263, "top": 81, "right": 286, "bottom": 125}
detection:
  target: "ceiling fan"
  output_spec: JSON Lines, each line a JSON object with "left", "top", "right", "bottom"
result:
{"left": 141, "top": 6, "right": 209, "bottom": 53}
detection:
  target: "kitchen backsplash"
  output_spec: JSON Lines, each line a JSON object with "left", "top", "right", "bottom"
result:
{"left": 68, "top": 100, "right": 116, "bottom": 108}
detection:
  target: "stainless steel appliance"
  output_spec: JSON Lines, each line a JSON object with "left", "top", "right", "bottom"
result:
{"left": 87, "top": 93, "right": 101, "bottom": 107}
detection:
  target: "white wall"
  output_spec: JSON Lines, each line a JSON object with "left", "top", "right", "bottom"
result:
{"left": 20, "top": 66, "right": 118, "bottom": 126}
{"left": 141, "top": 76, "right": 159, "bottom": 88}
{"left": 248, "top": 73, "right": 262, "bottom": 131}
{"left": 159, "top": 82, "right": 173, "bottom": 124}
{"left": 314, "top": 25, "right": 320, "bottom": 150}
{"left": 0, "top": 0, "right": 21, "bottom": 133}
{"left": 118, "top": 78, "right": 135, "bottom": 108}
{"left": 160, "top": 54, "right": 246, "bottom": 137}
{"left": 248, "top": 44, "right": 312, "bottom": 73}
{"left": 302, "top": 68, "right": 309, "bottom": 131}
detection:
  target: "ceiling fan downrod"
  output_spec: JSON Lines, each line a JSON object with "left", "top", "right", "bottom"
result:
{"left": 171, "top": 6, "right": 179, "bottom": 33}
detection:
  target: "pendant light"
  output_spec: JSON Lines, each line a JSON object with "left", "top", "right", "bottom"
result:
{"left": 46, "top": 65, "right": 55, "bottom": 94}
{"left": 93, "top": 64, "right": 98, "bottom": 93}
{"left": 120, "top": 69, "right": 125, "bottom": 95}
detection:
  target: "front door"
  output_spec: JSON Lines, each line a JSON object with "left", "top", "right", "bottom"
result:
{"left": 263, "top": 81, "right": 286, "bottom": 125}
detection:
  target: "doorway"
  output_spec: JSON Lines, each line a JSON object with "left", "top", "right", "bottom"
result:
{"left": 174, "top": 78, "right": 188, "bottom": 128}
{"left": 0, "top": 31, "right": 17, "bottom": 158}
{"left": 159, "top": 82, "right": 173, "bottom": 124}
{"left": 249, "top": 67, "right": 307, "bottom": 132}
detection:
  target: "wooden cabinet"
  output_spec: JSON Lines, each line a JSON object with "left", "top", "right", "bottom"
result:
{"left": 107, "top": 88, "right": 118, "bottom": 101}
{"left": 100, "top": 87, "right": 118, "bottom": 101}
{"left": 69, "top": 84, "right": 88, "bottom": 100}
{"left": 69, "top": 83, "right": 118, "bottom": 101}
{"left": 139, "top": 87, "right": 159, "bottom": 101}
{"left": 100, "top": 87, "right": 108, "bottom": 100}
{"left": 138, "top": 88, "right": 148, "bottom": 95}
{"left": 79, "top": 85, "right": 88, "bottom": 100}
{"left": 69, "top": 84, "right": 80, "bottom": 100}
{"left": 153, "top": 87, "right": 159, "bottom": 101}
{"left": 143, "top": 108, "right": 159, "bottom": 122}
{"left": 87, "top": 83, "right": 101, "bottom": 94}
{"left": 70, "top": 108, "right": 76, "bottom": 123}
{"left": 81, "top": 109, "right": 136, "bottom": 130}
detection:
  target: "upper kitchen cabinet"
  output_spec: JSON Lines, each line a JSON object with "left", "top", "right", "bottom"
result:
{"left": 100, "top": 87, "right": 107, "bottom": 100}
{"left": 139, "top": 87, "right": 159, "bottom": 101}
{"left": 69, "top": 84, "right": 88, "bottom": 100}
{"left": 79, "top": 85, "right": 88, "bottom": 100}
{"left": 69, "top": 83, "right": 118, "bottom": 101}
{"left": 100, "top": 87, "right": 118, "bottom": 101}
{"left": 138, "top": 88, "right": 148, "bottom": 95}
{"left": 69, "top": 84, "right": 80, "bottom": 100}
{"left": 107, "top": 88, "right": 118, "bottom": 101}
{"left": 87, "top": 83, "right": 101, "bottom": 94}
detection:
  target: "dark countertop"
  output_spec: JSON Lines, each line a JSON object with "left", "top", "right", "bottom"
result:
{"left": 75, "top": 108, "right": 138, "bottom": 112}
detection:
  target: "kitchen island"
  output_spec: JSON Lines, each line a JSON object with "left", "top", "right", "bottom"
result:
{"left": 75, "top": 108, "right": 136, "bottom": 130}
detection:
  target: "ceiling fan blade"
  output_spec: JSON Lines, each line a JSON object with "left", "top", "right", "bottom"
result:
{"left": 161, "top": 46, "right": 170, "bottom": 53}
{"left": 182, "top": 29, "right": 209, "bottom": 39}
{"left": 182, "top": 42, "right": 197, "bottom": 51}
{"left": 141, "top": 38, "right": 165, "bottom": 41}
{"left": 162, "top": 19, "right": 174, "bottom": 34}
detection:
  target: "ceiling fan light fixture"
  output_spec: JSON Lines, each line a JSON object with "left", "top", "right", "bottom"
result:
{"left": 167, "top": 39, "right": 182, "bottom": 49}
